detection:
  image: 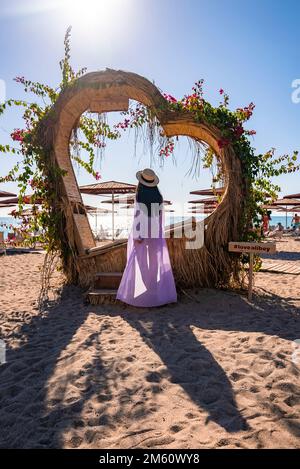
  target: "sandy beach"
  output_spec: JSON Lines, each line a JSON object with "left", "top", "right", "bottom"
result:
{"left": 0, "top": 238, "right": 299, "bottom": 449}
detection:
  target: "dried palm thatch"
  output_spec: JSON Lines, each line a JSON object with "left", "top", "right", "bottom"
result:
{"left": 0, "top": 190, "right": 17, "bottom": 198}
{"left": 36, "top": 69, "right": 247, "bottom": 289}
{"left": 190, "top": 187, "right": 225, "bottom": 196}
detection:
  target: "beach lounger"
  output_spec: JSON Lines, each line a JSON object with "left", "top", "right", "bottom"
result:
{"left": 268, "top": 229, "right": 284, "bottom": 240}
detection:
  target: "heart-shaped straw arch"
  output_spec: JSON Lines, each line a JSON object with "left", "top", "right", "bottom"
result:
{"left": 37, "top": 69, "right": 246, "bottom": 288}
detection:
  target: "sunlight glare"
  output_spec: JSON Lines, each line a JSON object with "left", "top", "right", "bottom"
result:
{"left": 61, "top": 0, "right": 128, "bottom": 33}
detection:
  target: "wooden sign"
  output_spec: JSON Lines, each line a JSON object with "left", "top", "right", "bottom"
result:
{"left": 228, "top": 241, "right": 276, "bottom": 254}
{"left": 228, "top": 241, "right": 276, "bottom": 301}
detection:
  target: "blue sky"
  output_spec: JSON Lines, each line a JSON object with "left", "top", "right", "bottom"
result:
{"left": 0, "top": 0, "right": 300, "bottom": 213}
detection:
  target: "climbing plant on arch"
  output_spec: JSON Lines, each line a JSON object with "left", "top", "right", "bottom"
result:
{"left": 34, "top": 68, "right": 249, "bottom": 289}
{"left": 0, "top": 28, "right": 299, "bottom": 291}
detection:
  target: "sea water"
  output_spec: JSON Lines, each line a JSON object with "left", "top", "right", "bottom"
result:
{"left": 269, "top": 215, "right": 293, "bottom": 229}
{"left": 0, "top": 214, "right": 295, "bottom": 240}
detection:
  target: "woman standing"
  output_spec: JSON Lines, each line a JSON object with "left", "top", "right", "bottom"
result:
{"left": 117, "top": 168, "right": 177, "bottom": 307}
{"left": 262, "top": 211, "right": 271, "bottom": 235}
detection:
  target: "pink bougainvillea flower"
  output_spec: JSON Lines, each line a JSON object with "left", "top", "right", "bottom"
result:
{"left": 11, "top": 128, "right": 25, "bottom": 142}
{"left": 234, "top": 124, "right": 244, "bottom": 138}
{"left": 14, "top": 76, "right": 25, "bottom": 84}
{"left": 163, "top": 93, "right": 177, "bottom": 103}
{"left": 217, "top": 138, "right": 231, "bottom": 149}
{"left": 95, "top": 171, "right": 101, "bottom": 180}
{"left": 159, "top": 140, "right": 175, "bottom": 157}
{"left": 236, "top": 102, "right": 256, "bottom": 121}
{"left": 93, "top": 139, "right": 106, "bottom": 148}
{"left": 219, "top": 88, "right": 224, "bottom": 95}
{"left": 114, "top": 118, "right": 131, "bottom": 130}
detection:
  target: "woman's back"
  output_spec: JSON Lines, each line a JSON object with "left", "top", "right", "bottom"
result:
{"left": 116, "top": 168, "right": 177, "bottom": 307}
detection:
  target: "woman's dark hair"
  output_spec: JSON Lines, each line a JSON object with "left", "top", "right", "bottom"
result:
{"left": 136, "top": 183, "right": 163, "bottom": 217}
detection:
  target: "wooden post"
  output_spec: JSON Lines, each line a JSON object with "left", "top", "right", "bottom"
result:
{"left": 228, "top": 241, "right": 276, "bottom": 302}
{"left": 112, "top": 191, "right": 115, "bottom": 241}
{"left": 248, "top": 252, "right": 254, "bottom": 301}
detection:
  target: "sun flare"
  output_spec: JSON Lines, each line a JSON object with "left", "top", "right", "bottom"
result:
{"left": 61, "top": 0, "right": 127, "bottom": 30}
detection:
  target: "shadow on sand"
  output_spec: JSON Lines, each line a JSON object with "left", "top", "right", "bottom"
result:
{"left": 0, "top": 286, "right": 299, "bottom": 447}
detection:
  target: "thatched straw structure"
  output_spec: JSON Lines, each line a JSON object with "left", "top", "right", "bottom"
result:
{"left": 284, "top": 192, "right": 300, "bottom": 199}
{"left": 190, "top": 187, "right": 225, "bottom": 196}
{"left": 188, "top": 196, "right": 218, "bottom": 204}
{"left": 80, "top": 180, "right": 136, "bottom": 195}
{"left": 1, "top": 194, "right": 43, "bottom": 205}
{"left": 0, "top": 203, "right": 15, "bottom": 208}
{"left": 0, "top": 190, "right": 17, "bottom": 198}
{"left": 36, "top": 69, "right": 247, "bottom": 290}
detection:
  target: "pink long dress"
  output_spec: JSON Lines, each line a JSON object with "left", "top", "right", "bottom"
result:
{"left": 116, "top": 201, "right": 177, "bottom": 307}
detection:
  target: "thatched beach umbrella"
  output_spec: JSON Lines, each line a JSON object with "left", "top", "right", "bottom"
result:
{"left": 79, "top": 180, "right": 136, "bottom": 240}
{"left": 101, "top": 195, "right": 172, "bottom": 205}
{"left": 80, "top": 181, "right": 137, "bottom": 195}
{"left": 188, "top": 196, "right": 218, "bottom": 204}
{"left": 189, "top": 187, "right": 224, "bottom": 196}
{"left": 284, "top": 192, "right": 300, "bottom": 199}
{"left": 189, "top": 204, "right": 216, "bottom": 210}
{"left": 0, "top": 197, "right": 17, "bottom": 212}
{"left": 188, "top": 198, "right": 218, "bottom": 215}
{"left": 1, "top": 194, "right": 43, "bottom": 205}
{"left": 277, "top": 205, "right": 300, "bottom": 214}
{"left": 271, "top": 198, "right": 300, "bottom": 227}
{"left": 261, "top": 204, "right": 280, "bottom": 210}
{"left": 0, "top": 190, "right": 17, "bottom": 198}
{"left": 0, "top": 203, "right": 15, "bottom": 208}
{"left": 189, "top": 205, "right": 215, "bottom": 212}
{"left": 188, "top": 207, "right": 214, "bottom": 215}
{"left": 272, "top": 198, "right": 300, "bottom": 206}
{"left": 277, "top": 206, "right": 299, "bottom": 211}
{"left": 101, "top": 195, "right": 136, "bottom": 206}
{"left": 84, "top": 205, "right": 114, "bottom": 214}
